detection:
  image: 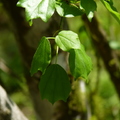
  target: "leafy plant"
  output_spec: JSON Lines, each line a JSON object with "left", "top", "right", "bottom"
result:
{"left": 17, "top": 0, "right": 120, "bottom": 104}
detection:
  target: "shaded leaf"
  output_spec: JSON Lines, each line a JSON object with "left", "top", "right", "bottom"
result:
{"left": 39, "top": 64, "right": 71, "bottom": 104}
{"left": 55, "top": 1, "right": 84, "bottom": 17}
{"left": 17, "top": 0, "right": 55, "bottom": 22}
{"left": 81, "top": 0, "right": 97, "bottom": 15}
{"left": 55, "top": 30, "right": 81, "bottom": 51}
{"left": 101, "top": 0, "right": 120, "bottom": 24}
{"left": 69, "top": 48, "right": 92, "bottom": 80}
{"left": 30, "top": 37, "right": 51, "bottom": 76}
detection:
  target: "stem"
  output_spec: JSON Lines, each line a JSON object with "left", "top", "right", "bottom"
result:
{"left": 55, "top": 46, "right": 59, "bottom": 64}
{"left": 47, "top": 37, "right": 55, "bottom": 40}
{"left": 59, "top": 17, "right": 64, "bottom": 30}
{"left": 53, "top": 17, "right": 64, "bottom": 37}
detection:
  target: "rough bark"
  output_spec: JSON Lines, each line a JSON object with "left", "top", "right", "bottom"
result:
{"left": 0, "top": 85, "right": 28, "bottom": 120}
{"left": 82, "top": 14, "right": 120, "bottom": 96}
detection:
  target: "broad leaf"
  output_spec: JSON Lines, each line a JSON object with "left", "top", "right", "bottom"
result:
{"left": 30, "top": 37, "right": 51, "bottom": 76}
{"left": 55, "top": 1, "right": 84, "bottom": 17}
{"left": 69, "top": 48, "right": 92, "bottom": 80}
{"left": 81, "top": 0, "right": 97, "bottom": 15}
{"left": 17, "top": 0, "right": 55, "bottom": 22}
{"left": 55, "top": 30, "right": 81, "bottom": 51}
{"left": 39, "top": 64, "right": 71, "bottom": 104}
{"left": 101, "top": 0, "right": 120, "bottom": 24}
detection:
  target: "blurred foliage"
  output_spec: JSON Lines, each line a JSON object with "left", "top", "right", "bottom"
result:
{"left": 0, "top": 28, "right": 24, "bottom": 92}
{"left": 67, "top": 1, "right": 120, "bottom": 120}
{"left": 0, "top": 0, "right": 120, "bottom": 120}
{"left": 0, "top": 5, "right": 35, "bottom": 120}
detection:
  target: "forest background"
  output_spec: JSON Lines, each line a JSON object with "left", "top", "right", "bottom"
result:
{"left": 0, "top": 0, "right": 120, "bottom": 120}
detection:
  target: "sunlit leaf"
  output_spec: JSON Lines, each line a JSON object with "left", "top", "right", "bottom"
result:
{"left": 87, "top": 11, "right": 94, "bottom": 21}
{"left": 55, "top": 30, "right": 81, "bottom": 51}
{"left": 69, "top": 48, "right": 92, "bottom": 80}
{"left": 109, "top": 41, "right": 120, "bottom": 50}
{"left": 101, "top": 0, "right": 120, "bottom": 24}
{"left": 55, "top": 1, "right": 84, "bottom": 17}
{"left": 39, "top": 64, "right": 71, "bottom": 104}
{"left": 17, "top": 0, "right": 55, "bottom": 22}
{"left": 30, "top": 37, "right": 51, "bottom": 76}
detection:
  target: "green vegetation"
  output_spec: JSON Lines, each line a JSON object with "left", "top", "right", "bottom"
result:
{"left": 0, "top": 0, "right": 120, "bottom": 120}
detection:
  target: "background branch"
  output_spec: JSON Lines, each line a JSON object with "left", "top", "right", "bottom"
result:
{"left": 82, "top": 14, "right": 120, "bottom": 96}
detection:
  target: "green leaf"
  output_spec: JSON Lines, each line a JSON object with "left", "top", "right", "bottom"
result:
{"left": 55, "top": 1, "right": 84, "bottom": 17}
{"left": 87, "top": 12, "right": 94, "bottom": 21}
{"left": 30, "top": 37, "right": 51, "bottom": 76}
{"left": 69, "top": 48, "right": 92, "bottom": 80}
{"left": 39, "top": 64, "right": 71, "bottom": 104}
{"left": 17, "top": 0, "right": 55, "bottom": 22}
{"left": 55, "top": 30, "right": 81, "bottom": 51}
{"left": 101, "top": 0, "right": 120, "bottom": 24}
{"left": 81, "top": 0, "right": 97, "bottom": 15}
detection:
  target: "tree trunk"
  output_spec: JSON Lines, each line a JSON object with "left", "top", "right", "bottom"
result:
{"left": 82, "top": 14, "right": 120, "bottom": 96}
{"left": 0, "top": 85, "right": 28, "bottom": 120}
